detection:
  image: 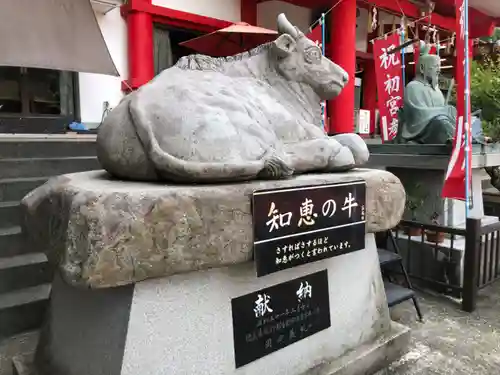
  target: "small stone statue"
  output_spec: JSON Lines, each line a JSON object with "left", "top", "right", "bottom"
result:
{"left": 97, "top": 14, "right": 369, "bottom": 183}
{"left": 395, "top": 42, "right": 486, "bottom": 145}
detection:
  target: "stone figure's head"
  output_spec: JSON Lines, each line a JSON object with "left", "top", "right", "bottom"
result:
{"left": 273, "top": 14, "right": 349, "bottom": 100}
{"left": 417, "top": 42, "right": 441, "bottom": 88}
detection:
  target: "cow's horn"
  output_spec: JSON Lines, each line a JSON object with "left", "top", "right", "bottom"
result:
{"left": 277, "top": 13, "right": 298, "bottom": 38}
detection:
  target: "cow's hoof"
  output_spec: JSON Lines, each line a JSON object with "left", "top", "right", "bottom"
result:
{"left": 327, "top": 145, "right": 355, "bottom": 171}
{"left": 331, "top": 133, "right": 369, "bottom": 166}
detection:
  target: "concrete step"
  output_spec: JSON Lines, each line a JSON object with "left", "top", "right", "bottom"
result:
{"left": 0, "top": 138, "right": 96, "bottom": 159}
{"left": 0, "top": 227, "right": 25, "bottom": 259}
{"left": 0, "top": 202, "right": 21, "bottom": 230}
{"left": 0, "top": 178, "right": 48, "bottom": 203}
{"left": 0, "top": 157, "right": 100, "bottom": 179}
{"left": 0, "top": 254, "right": 52, "bottom": 295}
{"left": 0, "top": 331, "right": 38, "bottom": 375}
{"left": 12, "top": 354, "right": 36, "bottom": 375}
{"left": 0, "top": 285, "right": 50, "bottom": 340}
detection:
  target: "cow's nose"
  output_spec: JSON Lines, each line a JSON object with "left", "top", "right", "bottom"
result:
{"left": 342, "top": 71, "right": 349, "bottom": 84}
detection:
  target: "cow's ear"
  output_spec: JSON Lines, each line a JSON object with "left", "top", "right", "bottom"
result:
{"left": 273, "top": 34, "right": 297, "bottom": 57}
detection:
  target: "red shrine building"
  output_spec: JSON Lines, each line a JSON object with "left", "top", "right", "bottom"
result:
{"left": 122, "top": 0, "right": 500, "bottom": 136}
{"left": 2, "top": 0, "right": 499, "bottom": 134}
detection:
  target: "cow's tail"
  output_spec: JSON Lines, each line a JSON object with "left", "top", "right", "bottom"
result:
{"left": 128, "top": 97, "right": 294, "bottom": 182}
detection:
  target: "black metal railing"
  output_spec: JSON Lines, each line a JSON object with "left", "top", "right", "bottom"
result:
{"left": 382, "top": 218, "right": 500, "bottom": 312}
{"left": 462, "top": 219, "right": 500, "bottom": 311}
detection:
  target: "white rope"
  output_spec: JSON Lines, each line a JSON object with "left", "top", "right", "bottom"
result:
{"left": 308, "top": 0, "right": 345, "bottom": 32}
{"left": 306, "top": 0, "right": 480, "bottom": 55}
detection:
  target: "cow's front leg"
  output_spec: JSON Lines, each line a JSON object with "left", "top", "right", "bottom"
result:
{"left": 283, "top": 138, "right": 354, "bottom": 174}
{"left": 331, "top": 133, "right": 369, "bottom": 166}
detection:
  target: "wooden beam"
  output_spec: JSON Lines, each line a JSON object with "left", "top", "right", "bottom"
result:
{"left": 241, "top": 0, "right": 257, "bottom": 25}
{"left": 258, "top": 0, "right": 498, "bottom": 36}
{"left": 360, "top": 0, "right": 455, "bottom": 31}
{"left": 124, "top": 0, "right": 232, "bottom": 33}
{"left": 356, "top": 50, "right": 373, "bottom": 60}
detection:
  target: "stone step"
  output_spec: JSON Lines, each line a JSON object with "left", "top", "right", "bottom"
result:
{"left": 0, "top": 254, "right": 52, "bottom": 295}
{"left": 0, "top": 227, "right": 25, "bottom": 259}
{"left": 0, "top": 157, "right": 101, "bottom": 179}
{"left": 0, "top": 202, "right": 21, "bottom": 230}
{"left": 0, "top": 285, "right": 50, "bottom": 340}
{"left": 0, "top": 138, "right": 96, "bottom": 159}
{"left": 12, "top": 354, "right": 35, "bottom": 375}
{"left": 0, "top": 331, "right": 38, "bottom": 375}
{"left": 0, "top": 177, "right": 48, "bottom": 203}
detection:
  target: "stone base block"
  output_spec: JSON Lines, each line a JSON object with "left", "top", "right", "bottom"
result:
{"left": 304, "top": 321, "right": 410, "bottom": 375}
{"left": 15, "top": 325, "right": 409, "bottom": 375}
{"left": 32, "top": 234, "right": 410, "bottom": 375}
{"left": 387, "top": 167, "right": 485, "bottom": 226}
{"left": 14, "top": 324, "right": 410, "bottom": 375}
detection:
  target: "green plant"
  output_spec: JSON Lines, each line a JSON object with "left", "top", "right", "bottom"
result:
{"left": 450, "top": 57, "right": 500, "bottom": 141}
{"left": 480, "top": 28, "right": 500, "bottom": 43}
{"left": 405, "top": 183, "right": 428, "bottom": 220}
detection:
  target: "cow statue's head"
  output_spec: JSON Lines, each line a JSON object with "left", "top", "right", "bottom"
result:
{"left": 273, "top": 14, "right": 348, "bottom": 100}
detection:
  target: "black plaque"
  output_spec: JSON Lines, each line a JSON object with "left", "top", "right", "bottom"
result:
{"left": 231, "top": 270, "right": 330, "bottom": 368}
{"left": 252, "top": 181, "right": 366, "bottom": 277}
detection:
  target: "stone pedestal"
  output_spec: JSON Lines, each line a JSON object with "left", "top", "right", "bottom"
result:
{"left": 367, "top": 143, "right": 500, "bottom": 295}
{"left": 20, "top": 169, "right": 410, "bottom": 375}
{"left": 366, "top": 144, "right": 500, "bottom": 226}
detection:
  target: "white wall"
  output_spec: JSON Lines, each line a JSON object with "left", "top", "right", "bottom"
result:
{"left": 79, "top": 0, "right": 243, "bottom": 127}
{"left": 78, "top": 8, "right": 128, "bottom": 127}
{"left": 356, "top": 8, "right": 368, "bottom": 53}
{"left": 257, "top": 1, "right": 311, "bottom": 33}
{"left": 152, "top": 0, "right": 241, "bottom": 22}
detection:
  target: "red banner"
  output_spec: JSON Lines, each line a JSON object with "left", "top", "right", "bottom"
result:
{"left": 442, "top": 0, "right": 472, "bottom": 201}
{"left": 373, "top": 33, "right": 404, "bottom": 142}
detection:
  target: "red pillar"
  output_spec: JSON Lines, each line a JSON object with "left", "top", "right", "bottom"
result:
{"left": 241, "top": 0, "right": 257, "bottom": 25}
{"left": 328, "top": 0, "right": 357, "bottom": 134}
{"left": 363, "top": 29, "right": 378, "bottom": 135}
{"left": 362, "top": 61, "right": 377, "bottom": 135}
{"left": 124, "top": 0, "right": 154, "bottom": 90}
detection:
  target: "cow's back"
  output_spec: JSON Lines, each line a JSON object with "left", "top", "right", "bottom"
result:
{"left": 131, "top": 68, "right": 286, "bottom": 164}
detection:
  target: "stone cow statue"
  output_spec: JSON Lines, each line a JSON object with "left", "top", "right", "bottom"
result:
{"left": 97, "top": 14, "right": 369, "bottom": 183}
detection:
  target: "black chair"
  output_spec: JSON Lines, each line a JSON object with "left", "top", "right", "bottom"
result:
{"left": 376, "top": 230, "right": 423, "bottom": 322}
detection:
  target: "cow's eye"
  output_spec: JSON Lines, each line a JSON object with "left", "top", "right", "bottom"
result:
{"left": 304, "top": 47, "right": 322, "bottom": 64}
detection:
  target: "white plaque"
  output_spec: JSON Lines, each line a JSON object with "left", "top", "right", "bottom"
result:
{"left": 358, "top": 109, "right": 371, "bottom": 135}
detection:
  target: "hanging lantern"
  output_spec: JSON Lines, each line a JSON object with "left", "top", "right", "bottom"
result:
{"left": 367, "top": 9, "right": 372, "bottom": 32}
{"left": 450, "top": 32, "right": 456, "bottom": 56}
{"left": 424, "top": 26, "right": 431, "bottom": 44}
{"left": 401, "top": 16, "right": 408, "bottom": 42}
{"left": 371, "top": 7, "right": 378, "bottom": 32}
